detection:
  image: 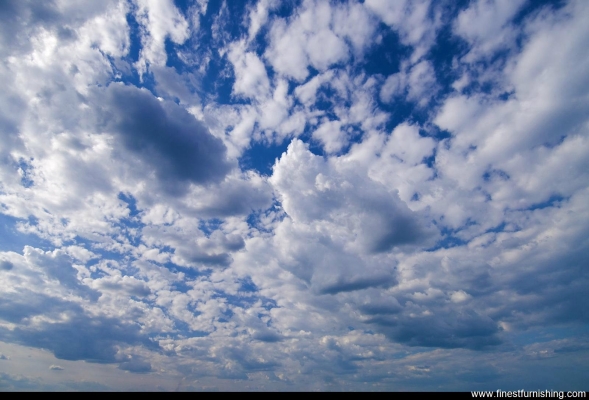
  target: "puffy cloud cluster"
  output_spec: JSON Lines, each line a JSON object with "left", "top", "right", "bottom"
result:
{"left": 0, "top": 0, "right": 588, "bottom": 391}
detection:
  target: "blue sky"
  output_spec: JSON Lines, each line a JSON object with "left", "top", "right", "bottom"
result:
{"left": 0, "top": 0, "right": 588, "bottom": 391}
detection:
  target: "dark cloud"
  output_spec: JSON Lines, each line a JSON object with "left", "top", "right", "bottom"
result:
{"left": 1, "top": 314, "right": 155, "bottom": 363}
{"left": 358, "top": 197, "right": 430, "bottom": 253}
{"left": 0, "top": 260, "right": 13, "bottom": 271}
{"left": 118, "top": 358, "right": 152, "bottom": 374}
{"left": 358, "top": 301, "right": 402, "bottom": 316}
{"left": 101, "top": 84, "right": 232, "bottom": 194}
{"left": 185, "top": 176, "right": 273, "bottom": 218}
{"left": 368, "top": 310, "right": 502, "bottom": 350}
{"left": 318, "top": 275, "right": 395, "bottom": 295}
{"left": 0, "top": 290, "right": 83, "bottom": 324}
{"left": 187, "top": 252, "right": 232, "bottom": 267}
{"left": 252, "top": 331, "right": 283, "bottom": 343}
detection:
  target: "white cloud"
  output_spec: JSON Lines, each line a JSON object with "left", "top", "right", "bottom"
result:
{"left": 228, "top": 41, "right": 271, "bottom": 100}
{"left": 364, "top": 0, "right": 439, "bottom": 60}
{"left": 133, "top": 0, "right": 190, "bottom": 76}
{"left": 264, "top": 0, "right": 350, "bottom": 81}
{"left": 381, "top": 60, "right": 438, "bottom": 106}
{"left": 454, "top": 0, "right": 527, "bottom": 62}
{"left": 246, "top": 0, "right": 279, "bottom": 42}
{"left": 312, "top": 119, "right": 347, "bottom": 154}
{"left": 0, "top": 0, "right": 588, "bottom": 391}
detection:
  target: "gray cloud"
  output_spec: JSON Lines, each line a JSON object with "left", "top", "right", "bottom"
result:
{"left": 0, "top": 290, "right": 83, "bottom": 324}
{"left": 100, "top": 83, "right": 232, "bottom": 194}
{"left": 24, "top": 246, "right": 99, "bottom": 300}
{"left": 0, "top": 260, "right": 13, "bottom": 271}
{"left": 318, "top": 275, "right": 395, "bottom": 295}
{"left": 1, "top": 314, "right": 155, "bottom": 363}
{"left": 0, "top": 0, "right": 587, "bottom": 391}
{"left": 368, "top": 310, "right": 502, "bottom": 350}
{"left": 118, "top": 358, "right": 152, "bottom": 374}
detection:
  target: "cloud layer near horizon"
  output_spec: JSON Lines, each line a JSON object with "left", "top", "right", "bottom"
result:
{"left": 0, "top": 0, "right": 588, "bottom": 391}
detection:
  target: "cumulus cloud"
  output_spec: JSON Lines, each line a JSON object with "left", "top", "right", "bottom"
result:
{"left": 133, "top": 0, "right": 190, "bottom": 76}
{"left": 380, "top": 60, "right": 439, "bottom": 106}
{"left": 118, "top": 357, "right": 152, "bottom": 374}
{"left": 364, "top": 0, "right": 440, "bottom": 60}
{"left": 1, "top": 313, "right": 154, "bottom": 363}
{"left": 264, "top": 0, "right": 351, "bottom": 81}
{"left": 271, "top": 140, "right": 433, "bottom": 254}
{"left": 0, "top": 0, "right": 587, "bottom": 391}
{"left": 99, "top": 83, "right": 232, "bottom": 194}
{"left": 454, "top": 0, "right": 527, "bottom": 62}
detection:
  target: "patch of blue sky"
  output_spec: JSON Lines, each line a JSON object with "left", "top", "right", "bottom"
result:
{"left": 239, "top": 139, "right": 290, "bottom": 176}
{"left": 197, "top": 218, "right": 224, "bottom": 237}
{"left": 245, "top": 203, "right": 285, "bottom": 233}
{"left": 238, "top": 276, "right": 258, "bottom": 293}
{"left": 428, "top": 23, "right": 469, "bottom": 93}
{"left": 171, "top": 0, "right": 194, "bottom": 15}
{"left": 201, "top": 58, "right": 237, "bottom": 104}
{"left": 525, "top": 194, "right": 568, "bottom": 212}
{"left": 482, "top": 169, "right": 510, "bottom": 182}
{"left": 114, "top": 10, "right": 150, "bottom": 89}
{"left": 162, "top": 261, "right": 209, "bottom": 282}
{"left": 312, "top": 85, "right": 349, "bottom": 115}
{"left": 213, "top": 290, "right": 260, "bottom": 310}
{"left": 16, "top": 157, "right": 35, "bottom": 188}
{"left": 164, "top": 319, "right": 209, "bottom": 339}
{"left": 512, "top": 0, "right": 568, "bottom": 27}
{"left": 117, "top": 192, "right": 141, "bottom": 218}
{"left": 484, "top": 222, "right": 508, "bottom": 234}
{"left": 0, "top": 214, "right": 53, "bottom": 253}
{"left": 358, "top": 26, "right": 410, "bottom": 77}
{"left": 260, "top": 299, "right": 278, "bottom": 312}
{"left": 427, "top": 225, "right": 470, "bottom": 251}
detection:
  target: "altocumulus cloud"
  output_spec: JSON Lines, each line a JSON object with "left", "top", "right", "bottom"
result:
{"left": 0, "top": 0, "right": 588, "bottom": 391}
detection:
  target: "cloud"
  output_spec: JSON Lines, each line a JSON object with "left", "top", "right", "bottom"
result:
{"left": 100, "top": 83, "right": 232, "bottom": 194}
{"left": 271, "top": 139, "right": 433, "bottom": 254}
{"left": 0, "top": 0, "right": 588, "bottom": 391}
{"left": 364, "top": 0, "right": 439, "bottom": 60}
{"left": 133, "top": 0, "right": 190, "bottom": 76}
{"left": 228, "top": 42, "right": 271, "bottom": 100}
{"left": 1, "top": 313, "right": 155, "bottom": 363}
{"left": 118, "top": 358, "right": 152, "bottom": 374}
{"left": 264, "top": 0, "right": 351, "bottom": 81}
{"left": 0, "top": 260, "right": 14, "bottom": 271}
{"left": 367, "top": 307, "right": 502, "bottom": 350}
{"left": 380, "top": 60, "right": 439, "bottom": 106}
{"left": 454, "top": 0, "right": 527, "bottom": 62}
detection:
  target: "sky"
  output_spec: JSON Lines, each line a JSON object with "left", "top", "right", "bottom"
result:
{"left": 0, "top": 0, "right": 588, "bottom": 392}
